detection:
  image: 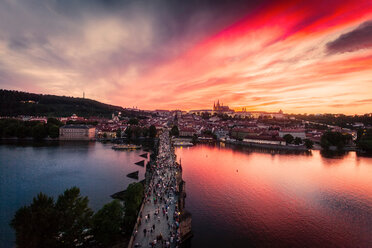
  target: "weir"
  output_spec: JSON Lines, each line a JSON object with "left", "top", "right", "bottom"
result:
{"left": 128, "top": 129, "right": 192, "bottom": 248}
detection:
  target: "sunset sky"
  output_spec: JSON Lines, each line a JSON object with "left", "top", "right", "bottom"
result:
{"left": 1, "top": 0, "right": 372, "bottom": 114}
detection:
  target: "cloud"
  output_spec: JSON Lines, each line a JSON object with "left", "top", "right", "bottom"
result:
{"left": 326, "top": 20, "right": 372, "bottom": 54}
{"left": 0, "top": 0, "right": 372, "bottom": 114}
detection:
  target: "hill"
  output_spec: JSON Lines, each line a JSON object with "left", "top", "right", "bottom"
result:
{"left": 0, "top": 89, "right": 126, "bottom": 117}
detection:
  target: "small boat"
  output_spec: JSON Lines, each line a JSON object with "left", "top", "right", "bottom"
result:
{"left": 173, "top": 142, "right": 194, "bottom": 147}
{"left": 112, "top": 144, "right": 142, "bottom": 150}
{"left": 127, "top": 171, "right": 139, "bottom": 180}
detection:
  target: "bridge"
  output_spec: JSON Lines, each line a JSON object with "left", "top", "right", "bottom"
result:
{"left": 129, "top": 129, "right": 191, "bottom": 248}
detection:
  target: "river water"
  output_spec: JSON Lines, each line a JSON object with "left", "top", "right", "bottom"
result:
{"left": 175, "top": 144, "right": 372, "bottom": 248}
{"left": 1, "top": 142, "right": 371, "bottom": 247}
{"left": 0, "top": 142, "right": 147, "bottom": 248}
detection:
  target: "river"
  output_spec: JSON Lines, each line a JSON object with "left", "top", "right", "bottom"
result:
{"left": 175, "top": 144, "right": 372, "bottom": 247}
{"left": 1, "top": 142, "right": 371, "bottom": 247}
{"left": 0, "top": 142, "right": 147, "bottom": 248}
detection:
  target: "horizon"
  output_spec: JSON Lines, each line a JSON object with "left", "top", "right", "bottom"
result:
{"left": 2, "top": 88, "right": 372, "bottom": 116}
{"left": 1, "top": 1, "right": 372, "bottom": 114}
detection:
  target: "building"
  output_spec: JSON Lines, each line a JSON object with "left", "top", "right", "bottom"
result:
{"left": 59, "top": 125, "right": 96, "bottom": 140}
{"left": 243, "top": 135, "right": 286, "bottom": 146}
{"left": 212, "top": 100, "right": 232, "bottom": 114}
{"left": 279, "top": 129, "right": 306, "bottom": 139}
{"left": 230, "top": 128, "right": 259, "bottom": 140}
{"left": 188, "top": 109, "right": 213, "bottom": 115}
{"left": 179, "top": 127, "right": 196, "bottom": 137}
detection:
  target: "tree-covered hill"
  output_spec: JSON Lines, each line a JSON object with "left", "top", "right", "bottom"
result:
{"left": 0, "top": 89, "right": 126, "bottom": 117}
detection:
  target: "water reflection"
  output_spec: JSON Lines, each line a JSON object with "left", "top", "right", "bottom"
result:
{"left": 176, "top": 144, "right": 372, "bottom": 248}
{"left": 0, "top": 142, "right": 148, "bottom": 248}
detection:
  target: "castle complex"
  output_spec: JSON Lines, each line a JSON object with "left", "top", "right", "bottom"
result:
{"left": 213, "top": 100, "right": 232, "bottom": 114}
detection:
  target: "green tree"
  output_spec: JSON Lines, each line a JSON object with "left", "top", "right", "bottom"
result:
{"left": 16, "top": 125, "right": 27, "bottom": 138}
{"left": 294, "top": 137, "right": 302, "bottom": 145}
{"left": 92, "top": 200, "right": 124, "bottom": 246}
{"left": 10, "top": 193, "right": 58, "bottom": 248}
{"left": 128, "top": 118, "right": 139, "bottom": 125}
{"left": 320, "top": 136, "right": 331, "bottom": 150}
{"left": 32, "top": 123, "right": 47, "bottom": 140}
{"left": 125, "top": 126, "right": 132, "bottom": 139}
{"left": 123, "top": 183, "right": 144, "bottom": 230}
{"left": 357, "top": 129, "right": 372, "bottom": 153}
{"left": 142, "top": 127, "right": 149, "bottom": 137}
{"left": 132, "top": 126, "right": 143, "bottom": 138}
{"left": 170, "top": 125, "right": 179, "bottom": 137}
{"left": 283, "top": 134, "right": 294, "bottom": 145}
{"left": 55, "top": 187, "right": 93, "bottom": 247}
{"left": 116, "top": 129, "right": 122, "bottom": 138}
{"left": 320, "top": 131, "right": 351, "bottom": 151}
{"left": 304, "top": 139, "right": 314, "bottom": 149}
{"left": 149, "top": 125, "right": 157, "bottom": 138}
{"left": 192, "top": 134, "right": 198, "bottom": 144}
{"left": 47, "top": 118, "right": 63, "bottom": 127}
{"left": 48, "top": 125, "right": 60, "bottom": 139}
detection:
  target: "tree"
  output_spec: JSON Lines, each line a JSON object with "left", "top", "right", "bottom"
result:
{"left": 304, "top": 139, "right": 314, "bottom": 149}
{"left": 116, "top": 129, "right": 122, "bottom": 138}
{"left": 128, "top": 118, "right": 139, "bottom": 125}
{"left": 320, "top": 131, "right": 351, "bottom": 151}
{"left": 170, "top": 125, "right": 179, "bottom": 137}
{"left": 16, "top": 125, "right": 27, "bottom": 138}
{"left": 149, "top": 125, "right": 157, "bottom": 138}
{"left": 32, "top": 123, "right": 47, "bottom": 140}
{"left": 356, "top": 129, "right": 372, "bottom": 153}
{"left": 47, "top": 118, "right": 63, "bottom": 127}
{"left": 10, "top": 193, "right": 58, "bottom": 248}
{"left": 48, "top": 124, "right": 59, "bottom": 139}
{"left": 142, "top": 127, "right": 149, "bottom": 137}
{"left": 125, "top": 126, "right": 132, "bottom": 139}
{"left": 283, "top": 134, "right": 294, "bottom": 145}
{"left": 320, "top": 136, "right": 331, "bottom": 150}
{"left": 92, "top": 200, "right": 124, "bottom": 246}
{"left": 123, "top": 183, "right": 144, "bottom": 230}
{"left": 132, "top": 126, "right": 142, "bottom": 138}
{"left": 192, "top": 134, "right": 198, "bottom": 144}
{"left": 55, "top": 187, "right": 93, "bottom": 247}
{"left": 294, "top": 137, "right": 302, "bottom": 145}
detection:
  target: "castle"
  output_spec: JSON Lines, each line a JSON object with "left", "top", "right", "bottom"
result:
{"left": 213, "top": 100, "right": 231, "bottom": 113}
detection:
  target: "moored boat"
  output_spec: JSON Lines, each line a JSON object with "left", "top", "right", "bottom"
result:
{"left": 112, "top": 144, "right": 142, "bottom": 150}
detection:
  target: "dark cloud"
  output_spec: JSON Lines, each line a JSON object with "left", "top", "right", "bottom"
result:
{"left": 326, "top": 20, "right": 372, "bottom": 54}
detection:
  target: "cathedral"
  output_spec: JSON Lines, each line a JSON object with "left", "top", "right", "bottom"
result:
{"left": 213, "top": 100, "right": 231, "bottom": 113}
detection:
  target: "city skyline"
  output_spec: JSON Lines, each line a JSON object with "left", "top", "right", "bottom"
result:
{"left": 1, "top": 0, "right": 372, "bottom": 114}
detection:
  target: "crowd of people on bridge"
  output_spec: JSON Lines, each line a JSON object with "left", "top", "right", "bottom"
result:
{"left": 133, "top": 130, "right": 183, "bottom": 248}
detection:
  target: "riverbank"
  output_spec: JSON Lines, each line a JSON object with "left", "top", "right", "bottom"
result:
{"left": 223, "top": 139, "right": 310, "bottom": 151}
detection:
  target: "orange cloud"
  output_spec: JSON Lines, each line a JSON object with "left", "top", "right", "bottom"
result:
{"left": 115, "top": 0, "right": 372, "bottom": 114}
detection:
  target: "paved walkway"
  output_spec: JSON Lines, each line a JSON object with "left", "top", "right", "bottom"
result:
{"left": 132, "top": 131, "right": 181, "bottom": 248}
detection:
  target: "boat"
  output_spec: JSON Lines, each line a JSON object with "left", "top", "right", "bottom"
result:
{"left": 112, "top": 144, "right": 142, "bottom": 150}
{"left": 173, "top": 141, "right": 194, "bottom": 147}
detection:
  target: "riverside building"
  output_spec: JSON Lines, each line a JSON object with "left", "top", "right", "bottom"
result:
{"left": 59, "top": 124, "right": 96, "bottom": 140}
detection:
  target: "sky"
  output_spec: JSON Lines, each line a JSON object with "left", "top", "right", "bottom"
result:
{"left": 0, "top": 0, "right": 372, "bottom": 114}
